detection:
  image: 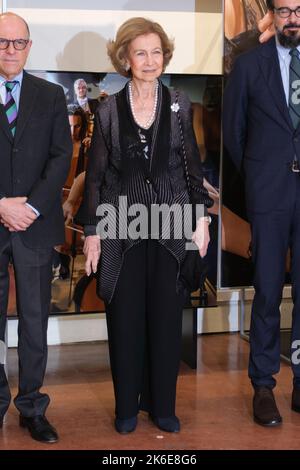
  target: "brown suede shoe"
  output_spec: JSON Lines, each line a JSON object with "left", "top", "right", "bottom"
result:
{"left": 253, "top": 386, "right": 282, "bottom": 427}
{"left": 292, "top": 388, "right": 300, "bottom": 413}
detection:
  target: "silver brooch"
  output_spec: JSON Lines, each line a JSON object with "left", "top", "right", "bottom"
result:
{"left": 171, "top": 102, "right": 180, "bottom": 113}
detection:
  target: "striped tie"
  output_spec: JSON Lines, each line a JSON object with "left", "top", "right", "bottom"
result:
{"left": 4, "top": 81, "right": 18, "bottom": 137}
{"left": 289, "top": 48, "right": 300, "bottom": 129}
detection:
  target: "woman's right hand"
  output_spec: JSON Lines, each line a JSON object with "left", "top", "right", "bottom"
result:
{"left": 84, "top": 235, "right": 101, "bottom": 276}
{"left": 258, "top": 11, "right": 275, "bottom": 43}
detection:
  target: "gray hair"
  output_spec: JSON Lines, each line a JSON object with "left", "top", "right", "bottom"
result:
{"left": 74, "top": 78, "right": 87, "bottom": 89}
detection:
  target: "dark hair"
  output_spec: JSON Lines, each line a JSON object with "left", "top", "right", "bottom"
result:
{"left": 67, "top": 104, "right": 88, "bottom": 141}
{"left": 266, "top": 0, "right": 274, "bottom": 10}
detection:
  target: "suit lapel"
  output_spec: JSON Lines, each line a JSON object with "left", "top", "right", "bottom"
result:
{"left": 14, "top": 71, "right": 38, "bottom": 143}
{"left": 0, "top": 102, "right": 14, "bottom": 142}
{"left": 258, "top": 38, "right": 293, "bottom": 133}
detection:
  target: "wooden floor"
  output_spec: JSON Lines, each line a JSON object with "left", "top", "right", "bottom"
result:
{"left": 1, "top": 333, "right": 299, "bottom": 450}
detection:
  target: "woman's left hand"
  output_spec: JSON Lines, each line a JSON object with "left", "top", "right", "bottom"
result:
{"left": 192, "top": 217, "right": 210, "bottom": 258}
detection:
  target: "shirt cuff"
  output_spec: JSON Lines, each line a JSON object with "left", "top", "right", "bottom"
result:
{"left": 25, "top": 203, "right": 40, "bottom": 217}
{"left": 84, "top": 225, "right": 97, "bottom": 237}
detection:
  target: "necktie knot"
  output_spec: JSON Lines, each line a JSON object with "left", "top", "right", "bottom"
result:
{"left": 5, "top": 80, "right": 17, "bottom": 92}
{"left": 290, "top": 48, "right": 299, "bottom": 58}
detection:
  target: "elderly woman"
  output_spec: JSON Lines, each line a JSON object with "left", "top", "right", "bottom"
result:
{"left": 81, "top": 17, "right": 213, "bottom": 434}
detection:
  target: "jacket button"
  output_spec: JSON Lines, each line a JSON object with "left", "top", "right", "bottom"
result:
{"left": 294, "top": 138, "right": 299, "bottom": 143}
{"left": 145, "top": 178, "right": 151, "bottom": 184}
{"left": 12, "top": 148, "right": 19, "bottom": 153}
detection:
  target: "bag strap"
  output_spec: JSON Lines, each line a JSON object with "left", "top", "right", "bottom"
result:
{"left": 175, "top": 90, "right": 191, "bottom": 198}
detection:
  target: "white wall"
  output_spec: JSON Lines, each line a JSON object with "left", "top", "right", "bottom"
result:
{"left": 7, "top": 305, "right": 234, "bottom": 347}
{"left": 7, "top": 6, "right": 222, "bottom": 74}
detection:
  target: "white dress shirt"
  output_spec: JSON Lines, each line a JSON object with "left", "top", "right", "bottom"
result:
{"left": 276, "top": 37, "right": 300, "bottom": 106}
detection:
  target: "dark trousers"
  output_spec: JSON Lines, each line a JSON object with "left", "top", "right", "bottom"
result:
{"left": 106, "top": 240, "right": 185, "bottom": 420}
{"left": 249, "top": 177, "right": 300, "bottom": 389}
{"left": 0, "top": 233, "right": 53, "bottom": 418}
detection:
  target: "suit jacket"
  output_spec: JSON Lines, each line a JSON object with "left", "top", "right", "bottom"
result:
{"left": 75, "top": 98, "right": 99, "bottom": 115}
{"left": 223, "top": 37, "right": 300, "bottom": 214}
{"left": 0, "top": 71, "right": 72, "bottom": 248}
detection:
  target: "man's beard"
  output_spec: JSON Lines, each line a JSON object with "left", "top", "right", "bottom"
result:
{"left": 276, "top": 24, "right": 300, "bottom": 48}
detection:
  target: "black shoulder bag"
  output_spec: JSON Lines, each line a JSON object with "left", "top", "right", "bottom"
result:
{"left": 175, "top": 91, "right": 206, "bottom": 293}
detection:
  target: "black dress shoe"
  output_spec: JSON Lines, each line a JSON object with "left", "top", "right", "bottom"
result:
{"left": 150, "top": 415, "right": 180, "bottom": 433}
{"left": 253, "top": 386, "right": 282, "bottom": 427}
{"left": 19, "top": 415, "right": 59, "bottom": 443}
{"left": 292, "top": 387, "right": 300, "bottom": 413}
{"left": 114, "top": 416, "right": 137, "bottom": 434}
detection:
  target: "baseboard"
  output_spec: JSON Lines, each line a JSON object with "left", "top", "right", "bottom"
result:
{"left": 6, "top": 288, "right": 293, "bottom": 346}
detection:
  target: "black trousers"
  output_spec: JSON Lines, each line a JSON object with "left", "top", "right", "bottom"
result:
{"left": 0, "top": 233, "right": 53, "bottom": 418}
{"left": 249, "top": 176, "right": 300, "bottom": 389}
{"left": 106, "top": 240, "right": 185, "bottom": 420}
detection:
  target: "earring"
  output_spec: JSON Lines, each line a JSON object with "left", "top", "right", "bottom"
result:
{"left": 124, "top": 62, "right": 130, "bottom": 72}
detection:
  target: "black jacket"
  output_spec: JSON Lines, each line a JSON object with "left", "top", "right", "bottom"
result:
{"left": 80, "top": 81, "right": 212, "bottom": 303}
{"left": 223, "top": 37, "right": 300, "bottom": 214}
{"left": 0, "top": 71, "right": 72, "bottom": 248}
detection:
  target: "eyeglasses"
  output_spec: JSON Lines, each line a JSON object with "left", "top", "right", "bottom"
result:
{"left": 0, "top": 38, "right": 29, "bottom": 51}
{"left": 274, "top": 7, "right": 300, "bottom": 18}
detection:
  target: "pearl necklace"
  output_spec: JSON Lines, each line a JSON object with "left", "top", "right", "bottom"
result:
{"left": 128, "top": 80, "right": 159, "bottom": 129}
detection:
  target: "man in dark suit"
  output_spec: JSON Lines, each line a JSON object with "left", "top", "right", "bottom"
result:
{"left": 0, "top": 12, "right": 72, "bottom": 442}
{"left": 73, "top": 78, "right": 99, "bottom": 115}
{"left": 224, "top": 0, "right": 300, "bottom": 427}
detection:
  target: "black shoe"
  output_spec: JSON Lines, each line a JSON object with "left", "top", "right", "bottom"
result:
{"left": 150, "top": 415, "right": 180, "bottom": 433}
{"left": 19, "top": 415, "right": 59, "bottom": 443}
{"left": 253, "top": 386, "right": 282, "bottom": 427}
{"left": 292, "top": 387, "right": 300, "bottom": 413}
{"left": 114, "top": 416, "right": 137, "bottom": 434}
